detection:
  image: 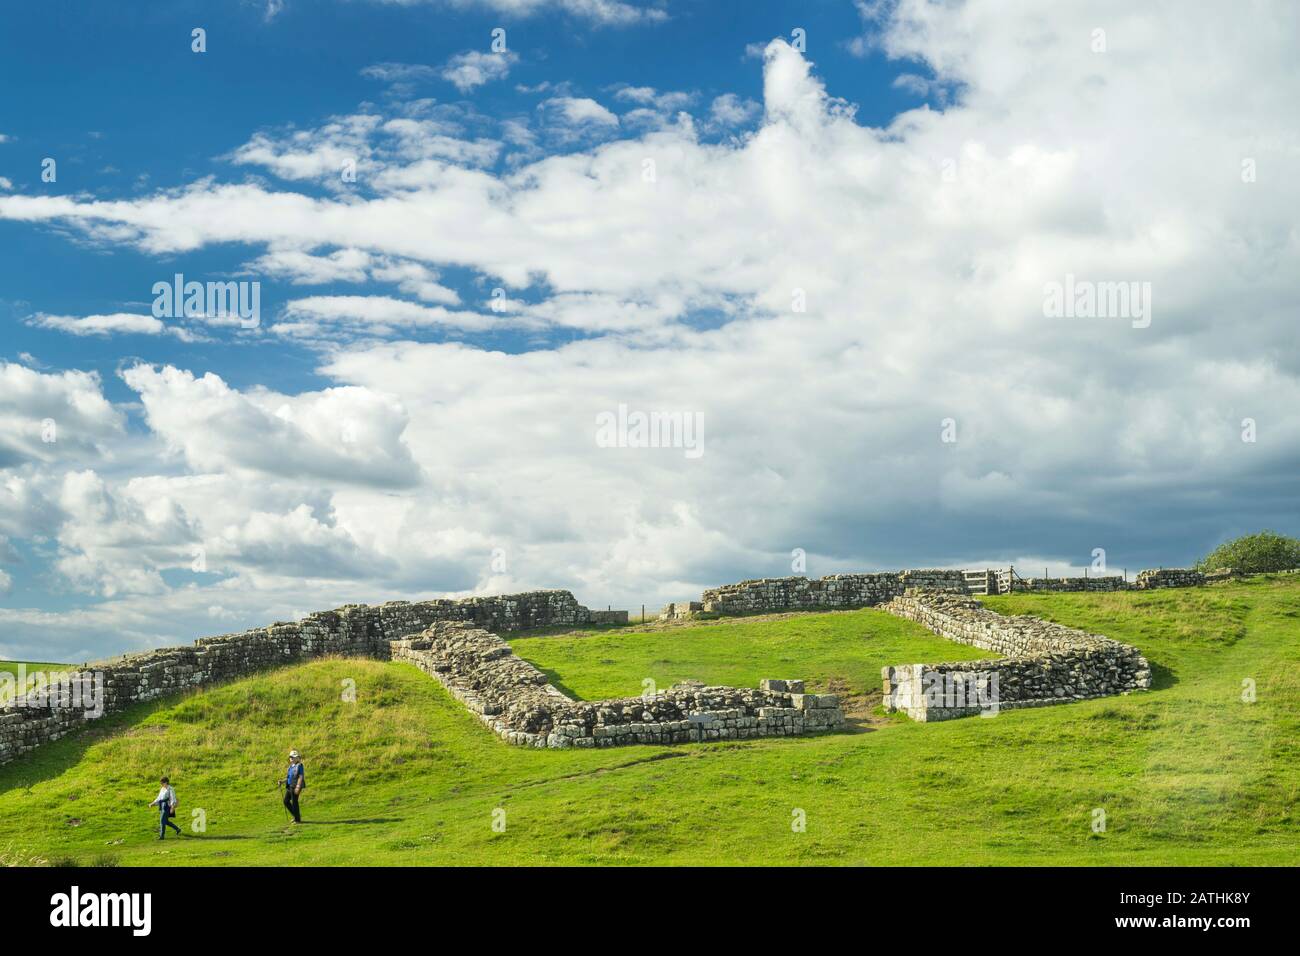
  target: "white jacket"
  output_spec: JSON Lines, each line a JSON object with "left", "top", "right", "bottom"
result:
{"left": 152, "top": 785, "right": 176, "bottom": 809}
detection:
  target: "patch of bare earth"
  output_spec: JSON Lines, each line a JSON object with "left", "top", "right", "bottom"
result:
{"left": 822, "top": 677, "right": 889, "bottom": 733}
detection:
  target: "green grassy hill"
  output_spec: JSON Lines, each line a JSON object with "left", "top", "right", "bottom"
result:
{"left": 1, "top": 662, "right": 70, "bottom": 675}
{"left": 1, "top": 577, "right": 1296, "bottom": 866}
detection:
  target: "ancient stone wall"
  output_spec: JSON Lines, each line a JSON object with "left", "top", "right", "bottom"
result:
{"left": 658, "top": 601, "right": 720, "bottom": 622}
{"left": 1005, "top": 568, "right": 1214, "bottom": 593}
{"left": 1, "top": 589, "right": 841, "bottom": 765}
{"left": 694, "top": 564, "right": 1201, "bottom": 611}
{"left": 880, "top": 590, "right": 1151, "bottom": 721}
{"left": 0, "top": 560, "right": 1222, "bottom": 761}
{"left": 390, "top": 621, "right": 843, "bottom": 748}
{"left": 700, "top": 570, "right": 968, "bottom": 614}
{"left": 1203, "top": 568, "right": 1243, "bottom": 583}
{"left": 1135, "top": 568, "right": 1206, "bottom": 589}
{"left": 0, "top": 590, "right": 594, "bottom": 766}
{"left": 1010, "top": 575, "right": 1130, "bottom": 592}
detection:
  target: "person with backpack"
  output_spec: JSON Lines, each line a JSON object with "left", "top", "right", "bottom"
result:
{"left": 149, "top": 776, "right": 182, "bottom": 840}
{"left": 282, "top": 749, "right": 306, "bottom": 823}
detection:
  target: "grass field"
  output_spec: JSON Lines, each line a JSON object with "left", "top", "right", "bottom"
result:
{"left": 0, "top": 662, "right": 69, "bottom": 675}
{"left": 0, "top": 576, "right": 1296, "bottom": 866}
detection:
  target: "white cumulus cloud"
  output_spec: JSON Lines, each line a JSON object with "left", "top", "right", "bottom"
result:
{"left": 1, "top": 1, "right": 1298, "bottom": 659}
{"left": 441, "top": 50, "right": 517, "bottom": 93}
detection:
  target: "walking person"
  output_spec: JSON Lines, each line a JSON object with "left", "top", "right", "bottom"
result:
{"left": 149, "top": 776, "right": 182, "bottom": 840}
{"left": 282, "top": 749, "right": 306, "bottom": 824}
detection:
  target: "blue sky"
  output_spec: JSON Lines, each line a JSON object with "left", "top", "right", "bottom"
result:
{"left": 1, "top": 0, "right": 1297, "bottom": 661}
{"left": 0, "top": 0, "right": 924, "bottom": 396}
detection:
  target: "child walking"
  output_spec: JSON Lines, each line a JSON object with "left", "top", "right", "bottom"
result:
{"left": 149, "top": 776, "right": 182, "bottom": 840}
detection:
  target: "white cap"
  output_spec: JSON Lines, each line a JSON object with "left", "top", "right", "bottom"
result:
{"left": 289, "top": 749, "right": 300, "bottom": 759}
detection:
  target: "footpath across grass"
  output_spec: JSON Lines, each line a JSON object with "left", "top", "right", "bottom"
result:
{"left": 0, "top": 577, "right": 1295, "bottom": 866}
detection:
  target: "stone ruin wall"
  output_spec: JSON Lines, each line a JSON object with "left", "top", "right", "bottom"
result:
{"left": 0, "top": 561, "right": 1230, "bottom": 761}
{"left": 1009, "top": 575, "right": 1130, "bottom": 592}
{"left": 690, "top": 568, "right": 1172, "bottom": 722}
{"left": 390, "top": 622, "right": 843, "bottom": 748}
{"left": 1134, "top": 568, "right": 1208, "bottom": 589}
{"left": 879, "top": 590, "right": 1151, "bottom": 721}
{"left": 0, "top": 589, "right": 836, "bottom": 766}
{"left": 0, "top": 591, "right": 612, "bottom": 766}
{"left": 699, "top": 570, "right": 969, "bottom": 615}
{"left": 1009, "top": 568, "right": 1212, "bottom": 593}
{"left": 692, "top": 566, "right": 1217, "bottom": 610}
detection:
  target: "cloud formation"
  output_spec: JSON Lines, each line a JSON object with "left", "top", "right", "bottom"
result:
{"left": 380, "top": 0, "right": 667, "bottom": 27}
{"left": 30, "top": 313, "right": 169, "bottom": 337}
{"left": 1, "top": 1, "right": 1297, "bottom": 660}
{"left": 442, "top": 50, "right": 518, "bottom": 92}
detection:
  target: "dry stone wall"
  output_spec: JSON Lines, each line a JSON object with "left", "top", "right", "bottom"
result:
{"left": 1203, "top": 568, "right": 1244, "bottom": 583}
{"left": 1134, "top": 568, "right": 1206, "bottom": 589}
{"left": 678, "top": 564, "right": 1210, "bottom": 722}
{"left": 700, "top": 570, "right": 968, "bottom": 614}
{"left": 695, "top": 564, "right": 1208, "bottom": 610}
{"left": 659, "top": 601, "right": 720, "bottom": 622}
{"left": 390, "top": 621, "right": 843, "bottom": 748}
{"left": 2, "top": 560, "right": 1223, "bottom": 761}
{"left": 1005, "top": 568, "right": 1209, "bottom": 593}
{"left": 1, "top": 588, "right": 841, "bottom": 765}
{"left": 880, "top": 590, "right": 1151, "bottom": 721}
{"left": 1010, "top": 575, "right": 1129, "bottom": 592}
{"left": 0, "top": 590, "right": 595, "bottom": 766}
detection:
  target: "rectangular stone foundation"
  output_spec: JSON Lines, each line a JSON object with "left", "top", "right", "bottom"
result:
{"left": 880, "top": 591, "right": 1151, "bottom": 721}
{"left": 390, "top": 622, "right": 846, "bottom": 748}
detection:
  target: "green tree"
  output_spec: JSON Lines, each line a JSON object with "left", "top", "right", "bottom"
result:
{"left": 1197, "top": 530, "right": 1300, "bottom": 574}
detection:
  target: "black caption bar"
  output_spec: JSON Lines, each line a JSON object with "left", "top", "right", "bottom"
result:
{"left": 3, "top": 866, "right": 1282, "bottom": 941}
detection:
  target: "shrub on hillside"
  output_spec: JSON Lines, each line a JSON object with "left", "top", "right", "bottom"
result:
{"left": 1197, "top": 531, "right": 1300, "bottom": 574}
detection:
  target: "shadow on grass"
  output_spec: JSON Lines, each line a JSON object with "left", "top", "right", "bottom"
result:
{"left": 150, "top": 832, "right": 275, "bottom": 841}
{"left": 0, "top": 697, "right": 180, "bottom": 792}
{"left": 527, "top": 666, "right": 584, "bottom": 701}
{"left": 1149, "top": 659, "right": 1177, "bottom": 690}
{"left": 0, "top": 659, "right": 341, "bottom": 793}
{"left": 840, "top": 717, "right": 883, "bottom": 735}
{"left": 296, "top": 817, "right": 404, "bottom": 826}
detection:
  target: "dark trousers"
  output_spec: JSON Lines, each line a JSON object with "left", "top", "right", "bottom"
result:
{"left": 159, "top": 805, "right": 181, "bottom": 838}
{"left": 283, "top": 788, "right": 301, "bottom": 822}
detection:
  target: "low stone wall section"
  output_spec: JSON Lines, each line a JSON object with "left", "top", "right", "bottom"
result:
{"left": 390, "top": 621, "right": 845, "bottom": 748}
{"left": 1, "top": 590, "right": 594, "bottom": 766}
{"left": 1010, "top": 575, "right": 1129, "bottom": 592}
{"left": 880, "top": 590, "right": 1151, "bottom": 721}
{"left": 1008, "top": 568, "right": 1212, "bottom": 593}
{"left": 3, "top": 560, "right": 1230, "bottom": 760}
{"left": 1135, "top": 568, "right": 1206, "bottom": 589}
{"left": 700, "top": 570, "right": 968, "bottom": 614}
{"left": 2, "top": 589, "right": 845, "bottom": 764}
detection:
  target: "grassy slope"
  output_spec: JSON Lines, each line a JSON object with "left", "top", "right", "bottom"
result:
{"left": 0, "top": 580, "right": 1296, "bottom": 866}
{"left": 1, "top": 662, "right": 70, "bottom": 675}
